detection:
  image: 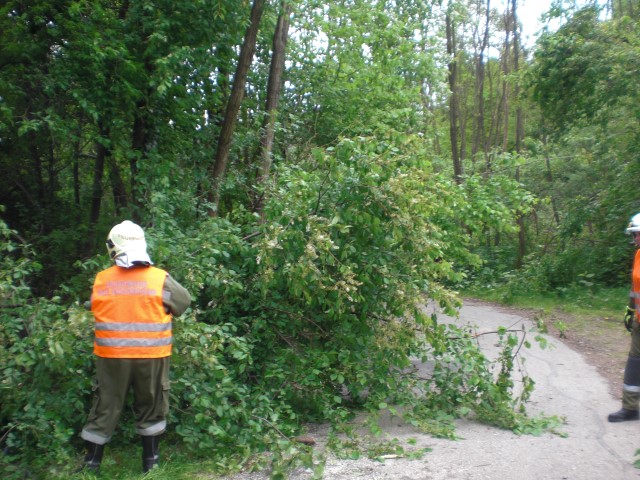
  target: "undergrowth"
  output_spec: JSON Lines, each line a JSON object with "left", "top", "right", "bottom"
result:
{"left": 1, "top": 136, "right": 558, "bottom": 479}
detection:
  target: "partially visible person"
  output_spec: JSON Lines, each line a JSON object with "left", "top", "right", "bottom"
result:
{"left": 609, "top": 213, "right": 640, "bottom": 422}
{"left": 79, "top": 220, "right": 191, "bottom": 473}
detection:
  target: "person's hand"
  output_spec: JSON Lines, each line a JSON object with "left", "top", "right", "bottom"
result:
{"left": 624, "top": 306, "right": 635, "bottom": 333}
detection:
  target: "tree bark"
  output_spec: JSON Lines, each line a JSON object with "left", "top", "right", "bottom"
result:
{"left": 420, "top": 83, "right": 441, "bottom": 155}
{"left": 511, "top": 0, "right": 526, "bottom": 269}
{"left": 208, "top": 0, "right": 266, "bottom": 216}
{"left": 501, "top": 6, "right": 511, "bottom": 153}
{"left": 544, "top": 144, "right": 561, "bottom": 226}
{"left": 255, "top": 0, "right": 292, "bottom": 218}
{"left": 446, "top": 12, "right": 463, "bottom": 183}
{"left": 72, "top": 123, "right": 84, "bottom": 212}
{"left": 130, "top": 79, "right": 153, "bottom": 222}
{"left": 86, "top": 124, "right": 109, "bottom": 256}
{"left": 107, "top": 155, "right": 128, "bottom": 214}
{"left": 472, "top": 0, "right": 490, "bottom": 169}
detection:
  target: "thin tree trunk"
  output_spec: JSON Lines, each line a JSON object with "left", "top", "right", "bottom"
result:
{"left": 27, "top": 133, "right": 44, "bottom": 220}
{"left": 511, "top": 0, "right": 526, "bottom": 269}
{"left": 446, "top": 12, "right": 463, "bottom": 183}
{"left": 542, "top": 130, "right": 561, "bottom": 225}
{"left": 472, "top": 0, "right": 490, "bottom": 168}
{"left": 255, "top": 1, "right": 291, "bottom": 218}
{"left": 513, "top": 9, "right": 523, "bottom": 153}
{"left": 73, "top": 157, "right": 80, "bottom": 208}
{"left": 195, "top": 43, "right": 233, "bottom": 216}
{"left": 207, "top": 43, "right": 233, "bottom": 129}
{"left": 486, "top": 53, "right": 499, "bottom": 172}
{"left": 131, "top": 102, "right": 147, "bottom": 181}
{"left": 130, "top": 69, "right": 155, "bottom": 222}
{"left": 72, "top": 126, "right": 83, "bottom": 211}
{"left": 459, "top": 87, "right": 468, "bottom": 164}
{"left": 420, "top": 83, "right": 441, "bottom": 155}
{"left": 208, "top": 0, "right": 266, "bottom": 216}
{"left": 107, "top": 156, "right": 128, "bottom": 213}
{"left": 86, "top": 124, "right": 109, "bottom": 256}
{"left": 501, "top": 7, "right": 511, "bottom": 153}
{"left": 491, "top": 66, "right": 505, "bottom": 152}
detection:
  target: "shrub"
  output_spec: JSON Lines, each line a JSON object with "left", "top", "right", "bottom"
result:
{"left": 1, "top": 133, "right": 545, "bottom": 477}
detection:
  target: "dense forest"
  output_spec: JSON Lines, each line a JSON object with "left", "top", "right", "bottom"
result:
{"left": 2, "top": 0, "right": 639, "bottom": 477}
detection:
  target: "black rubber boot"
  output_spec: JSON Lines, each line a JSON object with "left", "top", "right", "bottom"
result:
{"left": 608, "top": 408, "right": 640, "bottom": 422}
{"left": 80, "top": 440, "right": 104, "bottom": 473}
{"left": 141, "top": 435, "right": 160, "bottom": 473}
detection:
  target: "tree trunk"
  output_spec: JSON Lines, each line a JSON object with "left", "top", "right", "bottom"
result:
{"left": 513, "top": 6, "right": 523, "bottom": 154}
{"left": 459, "top": 89, "right": 468, "bottom": 164}
{"left": 420, "top": 83, "right": 441, "bottom": 155}
{"left": 511, "top": 0, "right": 526, "bottom": 269}
{"left": 501, "top": 6, "right": 511, "bottom": 153}
{"left": 208, "top": 0, "right": 266, "bottom": 216}
{"left": 130, "top": 90, "right": 152, "bottom": 222}
{"left": 486, "top": 51, "right": 499, "bottom": 172}
{"left": 542, "top": 130, "right": 561, "bottom": 225}
{"left": 255, "top": 0, "right": 291, "bottom": 218}
{"left": 107, "top": 155, "right": 128, "bottom": 214}
{"left": 27, "top": 129, "right": 44, "bottom": 226}
{"left": 86, "top": 124, "right": 109, "bottom": 256}
{"left": 472, "top": 0, "right": 490, "bottom": 169}
{"left": 446, "top": 13, "right": 463, "bottom": 183}
{"left": 131, "top": 102, "right": 146, "bottom": 183}
{"left": 72, "top": 126, "right": 83, "bottom": 212}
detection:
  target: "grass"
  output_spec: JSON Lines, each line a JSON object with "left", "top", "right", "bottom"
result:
{"left": 43, "top": 442, "right": 258, "bottom": 480}
{"left": 463, "top": 283, "right": 631, "bottom": 374}
{"left": 463, "top": 284, "right": 629, "bottom": 322}
{"left": 47, "top": 435, "right": 316, "bottom": 480}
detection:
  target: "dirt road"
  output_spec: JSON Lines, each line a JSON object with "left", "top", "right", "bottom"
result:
{"left": 228, "top": 300, "right": 640, "bottom": 480}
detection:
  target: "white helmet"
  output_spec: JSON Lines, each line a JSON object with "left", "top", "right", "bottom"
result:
{"left": 626, "top": 213, "right": 640, "bottom": 234}
{"left": 106, "top": 220, "right": 152, "bottom": 267}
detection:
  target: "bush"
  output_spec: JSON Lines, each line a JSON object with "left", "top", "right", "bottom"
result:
{"left": 0, "top": 219, "right": 94, "bottom": 476}
{"left": 1, "top": 133, "right": 546, "bottom": 477}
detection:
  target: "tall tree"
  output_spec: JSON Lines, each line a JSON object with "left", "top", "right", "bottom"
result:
{"left": 612, "top": 0, "right": 640, "bottom": 17}
{"left": 511, "top": 0, "right": 526, "bottom": 269}
{"left": 501, "top": 3, "right": 511, "bottom": 152}
{"left": 209, "top": 0, "right": 266, "bottom": 216}
{"left": 255, "top": 0, "right": 292, "bottom": 218}
{"left": 446, "top": 11, "right": 464, "bottom": 183}
{"left": 472, "top": 0, "right": 491, "bottom": 167}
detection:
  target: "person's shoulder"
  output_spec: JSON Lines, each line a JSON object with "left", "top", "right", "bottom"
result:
{"left": 97, "top": 265, "right": 117, "bottom": 275}
{"left": 149, "top": 265, "right": 169, "bottom": 275}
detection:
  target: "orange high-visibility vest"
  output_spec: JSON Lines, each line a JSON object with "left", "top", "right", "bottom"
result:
{"left": 632, "top": 250, "right": 640, "bottom": 322}
{"left": 91, "top": 265, "right": 172, "bottom": 358}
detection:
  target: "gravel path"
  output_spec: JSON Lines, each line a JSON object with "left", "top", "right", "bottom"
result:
{"left": 227, "top": 301, "right": 640, "bottom": 480}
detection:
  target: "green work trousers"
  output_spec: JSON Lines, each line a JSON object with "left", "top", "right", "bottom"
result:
{"left": 623, "top": 321, "right": 640, "bottom": 410}
{"left": 81, "top": 356, "right": 170, "bottom": 445}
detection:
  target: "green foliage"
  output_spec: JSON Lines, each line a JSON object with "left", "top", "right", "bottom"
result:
{"left": 407, "top": 318, "right": 563, "bottom": 440}
{"left": 286, "top": 0, "right": 441, "bottom": 145}
{"left": 467, "top": 282, "right": 629, "bottom": 323}
{"left": 0, "top": 0, "right": 251, "bottom": 293}
{"left": 1, "top": 129, "right": 543, "bottom": 477}
{"left": 326, "top": 431, "right": 431, "bottom": 465}
{"left": 530, "top": 6, "right": 611, "bottom": 130}
{"left": 519, "top": 7, "right": 640, "bottom": 296}
{"left": 6, "top": 0, "right": 622, "bottom": 475}
{"left": 0, "top": 219, "right": 94, "bottom": 476}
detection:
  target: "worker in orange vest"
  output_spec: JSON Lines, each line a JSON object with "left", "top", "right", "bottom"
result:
{"left": 79, "top": 220, "right": 191, "bottom": 473}
{"left": 609, "top": 213, "right": 640, "bottom": 422}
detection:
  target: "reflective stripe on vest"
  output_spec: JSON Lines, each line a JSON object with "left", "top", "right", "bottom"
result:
{"left": 92, "top": 265, "right": 172, "bottom": 358}
{"left": 633, "top": 250, "right": 640, "bottom": 322}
